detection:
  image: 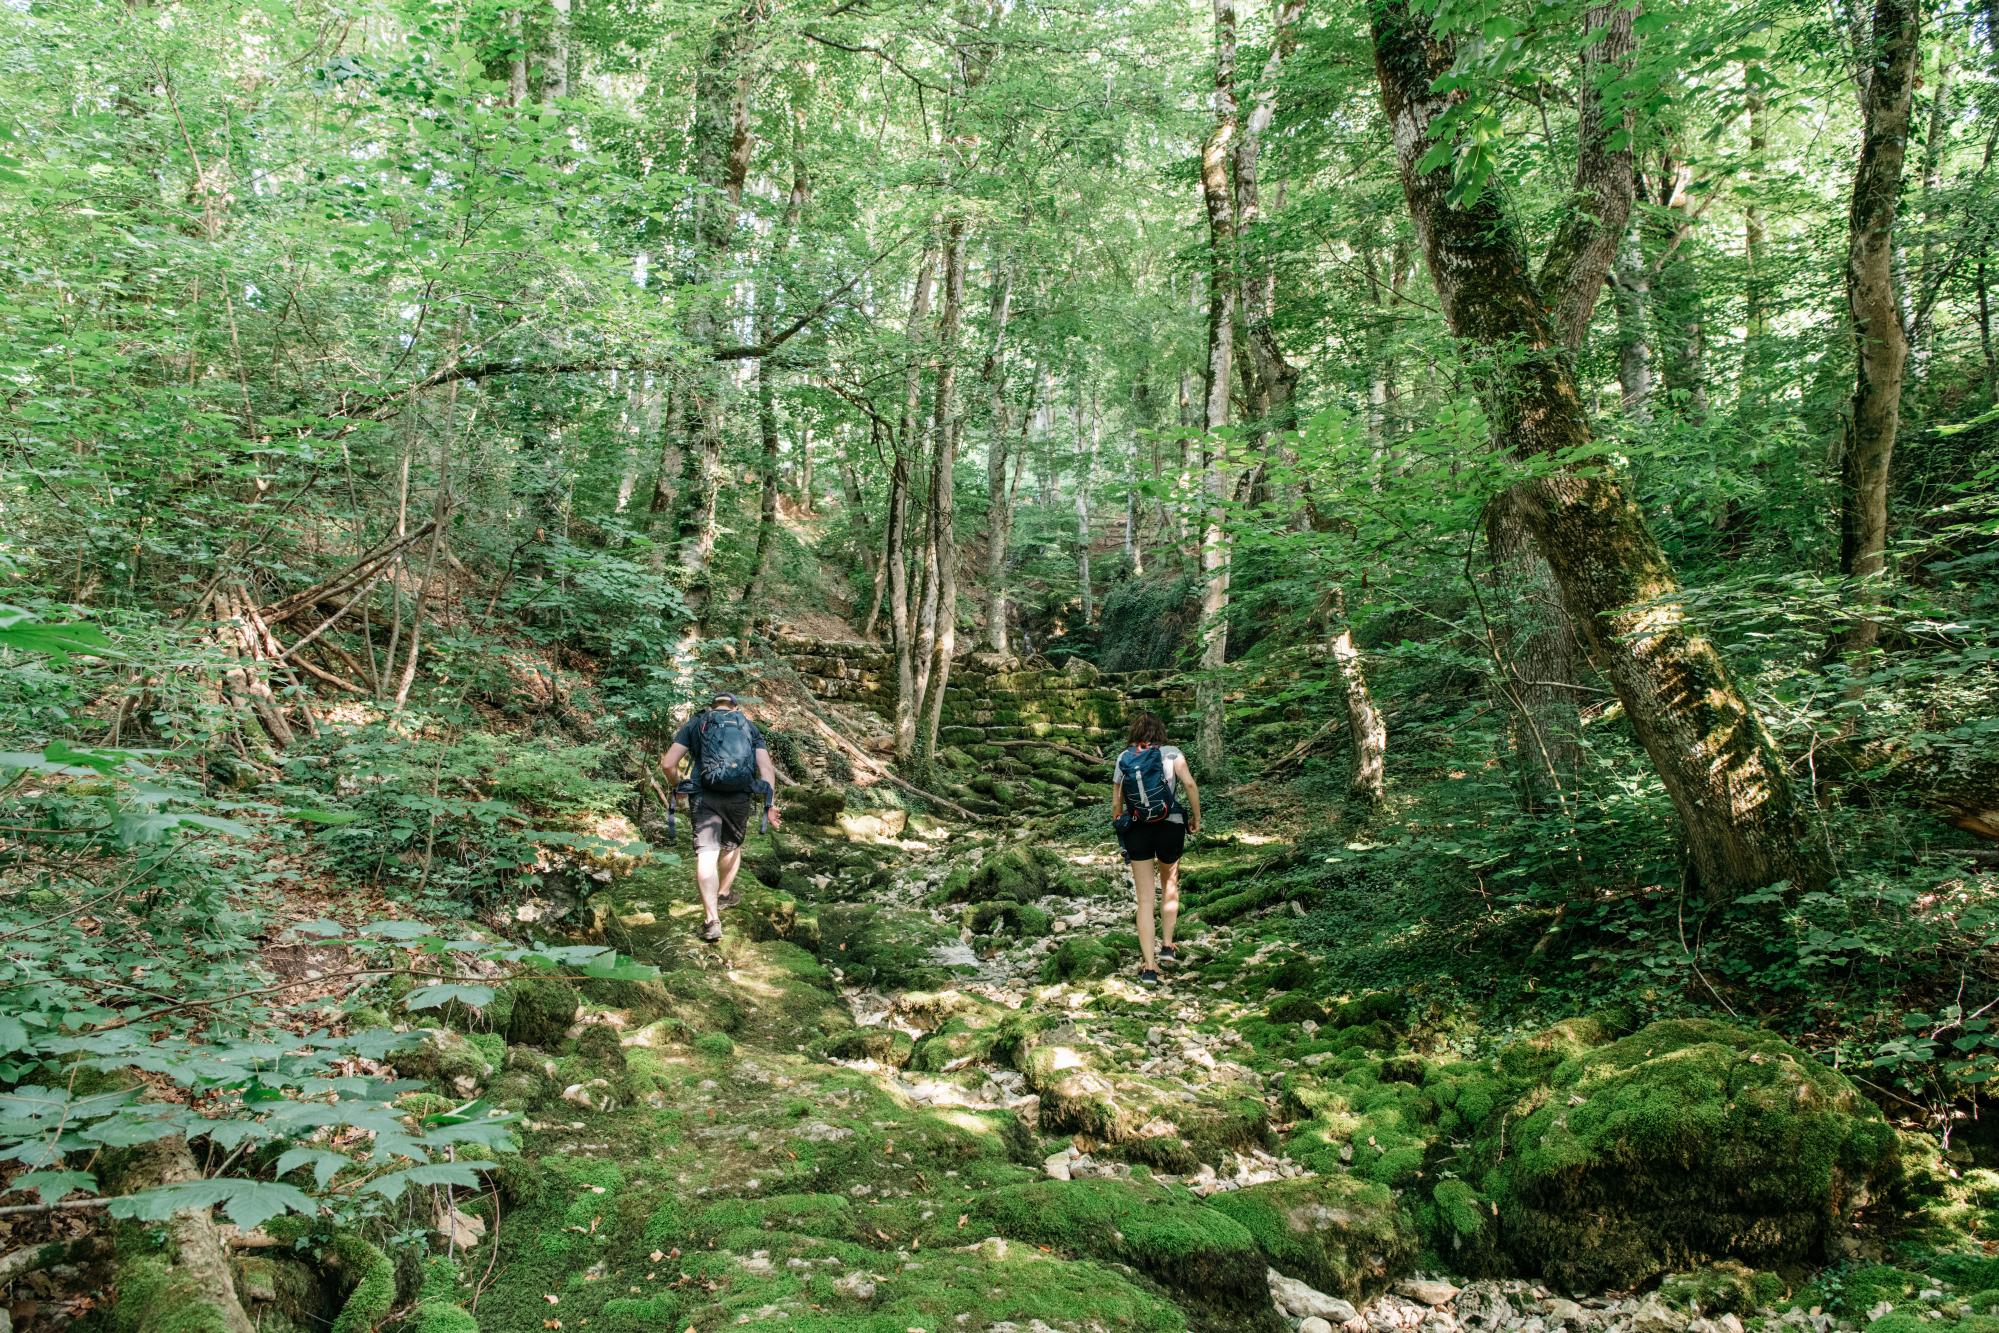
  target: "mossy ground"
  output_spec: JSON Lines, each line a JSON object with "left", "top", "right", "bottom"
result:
{"left": 370, "top": 804, "right": 1963, "bottom": 1333}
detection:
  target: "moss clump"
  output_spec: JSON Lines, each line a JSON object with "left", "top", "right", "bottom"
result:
{"left": 1495, "top": 1014, "right": 1621, "bottom": 1082}
{"left": 1207, "top": 1173, "right": 1418, "bottom": 1300}
{"left": 969, "top": 900, "right": 1053, "bottom": 938}
{"left": 1481, "top": 1019, "right": 1904, "bottom": 1292}
{"left": 1265, "top": 991, "right": 1328, "bottom": 1026}
{"left": 815, "top": 903, "right": 959, "bottom": 989}
{"left": 693, "top": 1031, "right": 734, "bottom": 1058}
{"left": 393, "top": 1028, "right": 496, "bottom": 1090}
{"left": 411, "top": 1301, "right": 480, "bottom": 1333}
{"left": 1659, "top": 1261, "right": 1788, "bottom": 1315}
{"left": 934, "top": 845, "right": 1093, "bottom": 906}
{"left": 1041, "top": 936, "right": 1119, "bottom": 984}
{"left": 788, "top": 785, "right": 846, "bottom": 825}
{"left": 971, "top": 1178, "right": 1283, "bottom": 1332}
{"left": 502, "top": 974, "right": 580, "bottom": 1048}
{"left": 327, "top": 1232, "right": 396, "bottom": 1333}
{"left": 822, "top": 1026, "right": 914, "bottom": 1066}
{"left": 1426, "top": 1178, "right": 1495, "bottom": 1270}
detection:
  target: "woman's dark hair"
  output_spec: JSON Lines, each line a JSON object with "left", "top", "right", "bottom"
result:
{"left": 1127, "top": 712, "right": 1168, "bottom": 747}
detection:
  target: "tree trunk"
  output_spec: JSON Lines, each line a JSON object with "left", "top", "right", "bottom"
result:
{"left": 674, "top": 1, "right": 760, "bottom": 622}
{"left": 1371, "top": 0, "right": 1827, "bottom": 894}
{"left": 1612, "top": 229, "right": 1654, "bottom": 418}
{"left": 1195, "top": 0, "right": 1239, "bottom": 776}
{"left": 548, "top": 0, "right": 572, "bottom": 99}
{"left": 1647, "top": 161, "right": 1708, "bottom": 422}
{"left": 742, "top": 85, "right": 812, "bottom": 623}
{"left": 1909, "top": 44, "right": 1952, "bottom": 374}
{"left": 981, "top": 263, "right": 1018, "bottom": 656}
{"left": 920, "top": 219, "right": 972, "bottom": 761}
{"left": 1325, "top": 587, "right": 1386, "bottom": 808}
{"left": 1487, "top": 0, "right": 1636, "bottom": 814}
{"left": 890, "top": 246, "right": 938, "bottom": 761}
{"left": 1836, "top": 0, "right": 1922, "bottom": 667}
{"left": 1742, "top": 70, "right": 1769, "bottom": 411}
{"left": 1073, "top": 387, "right": 1099, "bottom": 625}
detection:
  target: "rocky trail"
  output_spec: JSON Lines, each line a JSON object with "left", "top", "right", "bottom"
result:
{"left": 375, "top": 735, "right": 1960, "bottom": 1333}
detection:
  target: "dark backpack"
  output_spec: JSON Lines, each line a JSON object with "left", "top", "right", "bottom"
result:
{"left": 1117, "top": 744, "right": 1176, "bottom": 823}
{"left": 696, "top": 710, "right": 758, "bottom": 794}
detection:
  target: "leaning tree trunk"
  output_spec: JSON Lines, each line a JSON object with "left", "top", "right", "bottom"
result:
{"left": 1371, "top": 0, "right": 1827, "bottom": 895}
{"left": 1323, "top": 587, "right": 1386, "bottom": 808}
{"left": 1195, "top": 0, "right": 1240, "bottom": 776}
{"left": 1836, "top": 0, "right": 1922, "bottom": 669}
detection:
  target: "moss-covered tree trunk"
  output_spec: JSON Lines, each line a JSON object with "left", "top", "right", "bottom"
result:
{"left": 919, "top": 217, "right": 971, "bottom": 760}
{"left": 1370, "top": 0, "right": 1826, "bottom": 894}
{"left": 890, "top": 245, "right": 937, "bottom": 763}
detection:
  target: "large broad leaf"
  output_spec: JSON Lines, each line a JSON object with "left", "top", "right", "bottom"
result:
{"left": 107, "top": 1178, "right": 315, "bottom": 1230}
{"left": 10, "top": 1169, "right": 96, "bottom": 1205}
{"left": 274, "top": 1147, "right": 351, "bottom": 1190}
{"left": 405, "top": 983, "right": 496, "bottom": 1011}
{"left": 364, "top": 1161, "right": 486, "bottom": 1201}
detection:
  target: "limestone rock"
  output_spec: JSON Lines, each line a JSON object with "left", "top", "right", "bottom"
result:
{"left": 1268, "top": 1268, "right": 1361, "bottom": 1322}
{"left": 1397, "top": 1279, "right": 1461, "bottom": 1307}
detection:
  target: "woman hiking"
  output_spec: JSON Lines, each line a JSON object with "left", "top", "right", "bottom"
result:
{"left": 1110, "top": 712, "right": 1201, "bottom": 988}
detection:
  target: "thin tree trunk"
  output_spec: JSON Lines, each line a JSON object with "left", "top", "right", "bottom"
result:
{"left": 1836, "top": 0, "right": 1922, "bottom": 669}
{"left": 548, "top": 0, "right": 571, "bottom": 99}
{"left": 1909, "top": 42, "right": 1951, "bottom": 375}
{"left": 674, "top": 1, "right": 760, "bottom": 624}
{"left": 1742, "top": 69, "right": 1769, "bottom": 411}
{"left": 890, "top": 246, "right": 937, "bottom": 761}
{"left": 1648, "top": 160, "right": 1709, "bottom": 422}
{"left": 1074, "top": 386, "right": 1099, "bottom": 625}
{"left": 1371, "top": 0, "right": 1827, "bottom": 895}
{"left": 1195, "top": 0, "right": 1240, "bottom": 776}
{"left": 981, "top": 264, "right": 1018, "bottom": 656}
{"left": 920, "top": 218, "right": 971, "bottom": 761}
{"left": 742, "top": 87, "right": 812, "bottom": 623}
{"left": 1612, "top": 228, "right": 1654, "bottom": 418}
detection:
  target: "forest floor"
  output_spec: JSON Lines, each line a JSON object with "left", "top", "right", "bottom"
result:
{"left": 400, "top": 739, "right": 1999, "bottom": 1333}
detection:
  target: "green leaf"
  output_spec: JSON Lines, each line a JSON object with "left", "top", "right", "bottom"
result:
{"left": 107, "top": 1178, "right": 315, "bottom": 1230}
{"left": 364, "top": 1161, "right": 485, "bottom": 1201}
{"left": 11, "top": 1169, "right": 96, "bottom": 1205}
{"left": 405, "top": 983, "right": 496, "bottom": 1011}
{"left": 292, "top": 809, "right": 361, "bottom": 826}
{"left": 274, "top": 1147, "right": 351, "bottom": 1190}
{"left": 0, "top": 607, "right": 114, "bottom": 657}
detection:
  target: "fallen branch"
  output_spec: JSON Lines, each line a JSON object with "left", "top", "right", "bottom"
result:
{"left": 1265, "top": 721, "right": 1336, "bottom": 775}
{"left": 988, "top": 738, "right": 1110, "bottom": 766}
{"left": 796, "top": 708, "right": 979, "bottom": 821}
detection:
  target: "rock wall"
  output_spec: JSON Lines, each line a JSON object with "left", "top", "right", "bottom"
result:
{"left": 780, "top": 640, "right": 1188, "bottom": 755}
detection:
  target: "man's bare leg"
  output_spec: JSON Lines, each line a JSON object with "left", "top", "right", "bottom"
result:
{"left": 1131, "top": 857, "right": 1158, "bottom": 970}
{"left": 717, "top": 846, "right": 743, "bottom": 904}
{"left": 694, "top": 847, "right": 723, "bottom": 927}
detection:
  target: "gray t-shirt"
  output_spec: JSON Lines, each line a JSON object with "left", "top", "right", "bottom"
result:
{"left": 1112, "top": 744, "right": 1186, "bottom": 824}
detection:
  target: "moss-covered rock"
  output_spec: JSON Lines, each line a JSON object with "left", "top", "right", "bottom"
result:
{"left": 934, "top": 844, "right": 1095, "bottom": 906}
{"left": 1207, "top": 1173, "right": 1418, "bottom": 1300}
{"left": 815, "top": 902, "right": 960, "bottom": 989}
{"left": 969, "top": 899, "right": 1053, "bottom": 938}
{"left": 1041, "top": 936, "right": 1120, "bottom": 984}
{"left": 822, "top": 1026, "right": 915, "bottom": 1067}
{"left": 1266, "top": 991, "right": 1329, "bottom": 1026}
{"left": 392, "top": 1028, "right": 497, "bottom": 1092}
{"left": 1481, "top": 1019, "right": 1904, "bottom": 1291}
{"left": 970, "top": 1178, "right": 1284, "bottom": 1332}
{"left": 1658, "top": 1261, "right": 1789, "bottom": 1315}
{"left": 501, "top": 974, "right": 580, "bottom": 1048}
{"left": 787, "top": 785, "right": 847, "bottom": 825}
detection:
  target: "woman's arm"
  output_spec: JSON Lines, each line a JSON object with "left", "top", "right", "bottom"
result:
{"left": 1175, "top": 757, "right": 1200, "bottom": 833}
{"left": 1111, "top": 782, "right": 1124, "bottom": 819}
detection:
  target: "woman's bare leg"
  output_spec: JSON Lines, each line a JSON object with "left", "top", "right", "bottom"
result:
{"left": 1159, "top": 860, "right": 1181, "bottom": 951}
{"left": 1130, "top": 857, "right": 1158, "bottom": 969}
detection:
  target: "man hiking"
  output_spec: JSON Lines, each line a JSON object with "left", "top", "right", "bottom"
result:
{"left": 659, "top": 692, "right": 782, "bottom": 943}
{"left": 1110, "top": 711, "right": 1200, "bottom": 988}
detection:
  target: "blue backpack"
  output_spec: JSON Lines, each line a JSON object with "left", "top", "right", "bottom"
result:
{"left": 1117, "top": 744, "right": 1176, "bottom": 823}
{"left": 696, "top": 710, "right": 758, "bottom": 794}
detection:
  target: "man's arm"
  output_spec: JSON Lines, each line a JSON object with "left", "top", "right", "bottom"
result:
{"left": 755, "top": 745, "right": 782, "bottom": 827}
{"left": 1175, "top": 756, "right": 1200, "bottom": 833}
{"left": 660, "top": 742, "right": 688, "bottom": 781}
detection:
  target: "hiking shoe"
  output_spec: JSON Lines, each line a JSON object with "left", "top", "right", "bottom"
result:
{"left": 701, "top": 919, "right": 723, "bottom": 944}
{"left": 717, "top": 889, "right": 740, "bottom": 910}
{"left": 1139, "top": 968, "right": 1160, "bottom": 988}
{"left": 1157, "top": 945, "right": 1177, "bottom": 963}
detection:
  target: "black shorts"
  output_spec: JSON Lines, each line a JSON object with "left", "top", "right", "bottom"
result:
{"left": 692, "top": 794, "right": 753, "bottom": 852}
{"left": 1117, "top": 818, "right": 1186, "bottom": 865}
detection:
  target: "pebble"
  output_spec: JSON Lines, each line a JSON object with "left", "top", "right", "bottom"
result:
{"left": 1042, "top": 1151, "right": 1073, "bottom": 1181}
{"left": 832, "top": 1271, "right": 877, "bottom": 1301}
{"left": 1302, "top": 1321, "right": 1335, "bottom": 1333}
{"left": 1269, "top": 1269, "right": 1360, "bottom": 1323}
